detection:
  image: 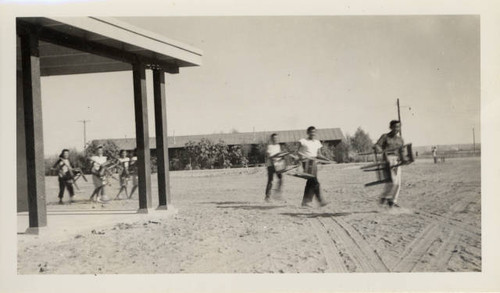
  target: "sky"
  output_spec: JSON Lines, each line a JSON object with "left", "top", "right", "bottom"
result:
{"left": 39, "top": 16, "right": 480, "bottom": 156}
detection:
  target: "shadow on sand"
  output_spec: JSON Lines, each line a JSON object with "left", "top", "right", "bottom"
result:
{"left": 280, "top": 210, "right": 379, "bottom": 218}
{"left": 202, "top": 201, "right": 253, "bottom": 205}
{"left": 217, "top": 205, "right": 287, "bottom": 211}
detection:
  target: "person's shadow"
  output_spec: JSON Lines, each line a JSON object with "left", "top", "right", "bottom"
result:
{"left": 217, "top": 204, "right": 286, "bottom": 211}
{"left": 280, "top": 210, "right": 378, "bottom": 218}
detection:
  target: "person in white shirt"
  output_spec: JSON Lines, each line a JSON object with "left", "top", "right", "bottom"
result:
{"left": 265, "top": 133, "right": 284, "bottom": 201}
{"left": 89, "top": 145, "right": 108, "bottom": 203}
{"left": 298, "top": 126, "right": 329, "bottom": 207}
{"left": 432, "top": 146, "right": 438, "bottom": 164}
{"left": 115, "top": 149, "right": 130, "bottom": 200}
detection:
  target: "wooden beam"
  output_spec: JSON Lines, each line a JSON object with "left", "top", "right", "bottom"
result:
{"left": 19, "top": 29, "right": 47, "bottom": 229}
{"left": 41, "top": 62, "right": 131, "bottom": 76}
{"left": 133, "top": 62, "right": 152, "bottom": 211}
{"left": 40, "top": 53, "right": 118, "bottom": 67}
{"left": 153, "top": 69, "right": 171, "bottom": 207}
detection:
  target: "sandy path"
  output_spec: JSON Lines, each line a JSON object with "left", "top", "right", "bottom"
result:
{"left": 17, "top": 157, "right": 481, "bottom": 274}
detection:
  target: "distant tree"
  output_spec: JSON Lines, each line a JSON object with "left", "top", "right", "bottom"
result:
{"left": 230, "top": 128, "right": 239, "bottom": 134}
{"left": 214, "top": 140, "right": 230, "bottom": 169}
{"left": 333, "top": 141, "right": 351, "bottom": 163}
{"left": 184, "top": 139, "right": 246, "bottom": 169}
{"left": 320, "top": 142, "right": 336, "bottom": 161}
{"left": 283, "top": 142, "right": 300, "bottom": 154}
{"left": 228, "top": 145, "right": 248, "bottom": 167}
{"left": 86, "top": 140, "right": 120, "bottom": 160}
{"left": 246, "top": 140, "right": 267, "bottom": 165}
{"left": 85, "top": 140, "right": 121, "bottom": 172}
{"left": 350, "top": 127, "right": 373, "bottom": 154}
{"left": 45, "top": 147, "right": 90, "bottom": 175}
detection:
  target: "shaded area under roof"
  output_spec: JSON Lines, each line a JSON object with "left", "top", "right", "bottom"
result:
{"left": 16, "top": 17, "right": 203, "bottom": 76}
{"left": 93, "top": 128, "right": 345, "bottom": 150}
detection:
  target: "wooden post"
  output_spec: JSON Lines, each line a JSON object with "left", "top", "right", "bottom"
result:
{"left": 153, "top": 69, "right": 171, "bottom": 208}
{"left": 132, "top": 62, "right": 152, "bottom": 211}
{"left": 20, "top": 29, "right": 47, "bottom": 230}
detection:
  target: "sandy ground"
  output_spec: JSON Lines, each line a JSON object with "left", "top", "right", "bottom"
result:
{"left": 17, "top": 157, "right": 481, "bottom": 274}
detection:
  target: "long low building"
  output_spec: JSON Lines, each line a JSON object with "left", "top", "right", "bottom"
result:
{"left": 93, "top": 128, "right": 345, "bottom": 150}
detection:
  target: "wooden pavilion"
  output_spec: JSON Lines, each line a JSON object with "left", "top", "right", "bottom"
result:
{"left": 16, "top": 17, "right": 202, "bottom": 232}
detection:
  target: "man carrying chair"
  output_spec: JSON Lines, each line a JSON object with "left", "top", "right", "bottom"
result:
{"left": 374, "top": 120, "right": 405, "bottom": 208}
{"left": 297, "top": 126, "right": 331, "bottom": 208}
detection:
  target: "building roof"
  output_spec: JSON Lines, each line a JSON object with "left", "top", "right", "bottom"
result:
{"left": 93, "top": 128, "right": 345, "bottom": 150}
{"left": 16, "top": 17, "right": 203, "bottom": 76}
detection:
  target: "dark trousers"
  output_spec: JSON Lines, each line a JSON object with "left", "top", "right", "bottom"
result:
{"left": 58, "top": 177, "right": 75, "bottom": 199}
{"left": 265, "top": 166, "right": 283, "bottom": 197}
{"left": 302, "top": 177, "right": 323, "bottom": 204}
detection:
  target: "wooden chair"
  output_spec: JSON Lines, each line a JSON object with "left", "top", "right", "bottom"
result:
{"left": 361, "top": 143, "right": 414, "bottom": 186}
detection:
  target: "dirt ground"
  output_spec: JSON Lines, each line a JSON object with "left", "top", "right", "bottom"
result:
{"left": 17, "top": 157, "right": 481, "bottom": 274}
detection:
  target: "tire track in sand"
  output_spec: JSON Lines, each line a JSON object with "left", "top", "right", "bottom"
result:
{"left": 393, "top": 195, "right": 479, "bottom": 272}
{"left": 415, "top": 195, "right": 481, "bottom": 239}
{"left": 428, "top": 230, "right": 461, "bottom": 271}
{"left": 308, "top": 218, "right": 348, "bottom": 272}
{"left": 391, "top": 223, "right": 442, "bottom": 272}
{"left": 319, "top": 217, "right": 389, "bottom": 272}
{"left": 415, "top": 210, "right": 480, "bottom": 238}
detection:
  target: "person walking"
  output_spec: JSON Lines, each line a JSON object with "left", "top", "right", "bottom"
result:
{"left": 374, "top": 120, "right": 405, "bottom": 208}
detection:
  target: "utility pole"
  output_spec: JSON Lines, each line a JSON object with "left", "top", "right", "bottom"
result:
{"left": 397, "top": 98, "right": 402, "bottom": 137}
{"left": 472, "top": 127, "right": 476, "bottom": 154}
{"left": 78, "top": 120, "right": 90, "bottom": 152}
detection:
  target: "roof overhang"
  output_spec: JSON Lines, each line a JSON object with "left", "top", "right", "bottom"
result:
{"left": 16, "top": 17, "right": 203, "bottom": 76}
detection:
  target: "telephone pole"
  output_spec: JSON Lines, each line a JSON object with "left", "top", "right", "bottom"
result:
{"left": 472, "top": 127, "right": 476, "bottom": 154}
{"left": 397, "top": 98, "right": 402, "bottom": 137}
{"left": 78, "top": 120, "right": 90, "bottom": 152}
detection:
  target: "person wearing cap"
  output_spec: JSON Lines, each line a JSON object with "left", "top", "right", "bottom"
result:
{"left": 298, "top": 126, "right": 329, "bottom": 208}
{"left": 374, "top": 120, "right": 404, "bottom": 207}
{"left": 89, "top": 145, "right": 108, "bottom": 203}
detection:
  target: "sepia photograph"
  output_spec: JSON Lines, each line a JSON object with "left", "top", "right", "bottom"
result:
{"left": 15, "top": 14, "right": 481, "bottom": 273}
{"left": 2, "top": 1, "right": 500, "bottom": 292}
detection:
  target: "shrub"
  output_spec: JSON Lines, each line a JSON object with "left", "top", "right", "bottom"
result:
{"left": 350, "top": 127, "right": 374, "bottom": 154}
{"left": 184, "top": 138, "right": 249, "bottom": 169}
{"left": 333, "top": 141, "right": 351, "bottom": 163}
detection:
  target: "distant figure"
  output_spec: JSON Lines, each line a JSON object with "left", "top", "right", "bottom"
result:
{"left": 432, "top": 146, "right": 438, "bottom": 164}
{"left": 115, "top": 149, "right": 130, "bottom": 200}
{"left": 265, "top": 133, "right": 284, "bottom": 202}
{"left": 52, "top": 149, "right": 75, "bottom": 205}
{"left": 415, "top": 151, "right": 419, "bottom": 157}
{"left": 298, "top": 126, "right": 330, "bottom": 208}
{"left": 128, "top": 149, "right": 139, "bottom": 199}
{"left": 89, "top": 145, "right": 108, "bottom": 203}
{"left": 374, "top": 120, "right": 404, "bottom": 208}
